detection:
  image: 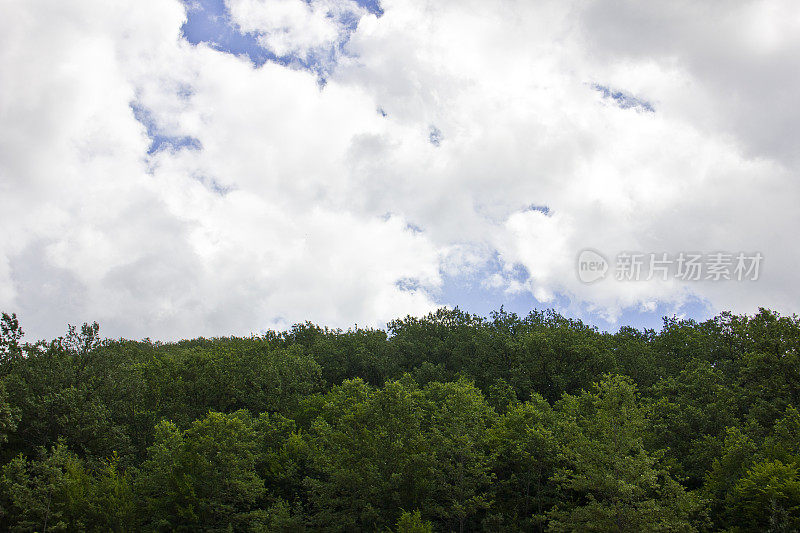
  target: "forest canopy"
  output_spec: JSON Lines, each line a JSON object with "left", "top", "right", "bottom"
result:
{"left": 0, "top": 307, "right": 798, "bottom": 532}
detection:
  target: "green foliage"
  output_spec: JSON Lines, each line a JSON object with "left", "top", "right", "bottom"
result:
{"left": 729, "top": 460, "right": 800, "bottom": 531}
{"left": 548, "top": 375, "right": 699, "bottom": 532}
{"left": 487, "top": 394, "right": 558, "bottom": 530}
{"left": 646, "top": 360, "right": 739, "bottom": 488}
{"left": 303, "top": 377, "right": 494, "bottom": 531}
{"left": 0, "top": 381, "right": 20, "bottom": 448}
{"left": 138, "top": 412, "right": 265, "bottom": 531}
{"left": 0, "top": 443, "right": 90, "bottom": 532}
{"left": 397, "top": 510, "right": 434, "bottom": 533}
{"left": 0, "top": 312, "right": 24, "bottom": 370}
{"left": 89, "top": 453, "right": 138, "bottom": 532}
{"left": 0, "top": 308, "right": 797, "bottom": 530}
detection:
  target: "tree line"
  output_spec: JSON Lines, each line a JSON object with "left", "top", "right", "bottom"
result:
{"left": 0, "top": 307, "right": 798, "bottom": 532}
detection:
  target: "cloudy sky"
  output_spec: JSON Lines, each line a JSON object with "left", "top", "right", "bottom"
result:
{"left": 1, "top": 0, "right": 798, "bottom": 341}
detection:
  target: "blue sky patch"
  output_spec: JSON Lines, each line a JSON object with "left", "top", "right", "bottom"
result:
{"left": 181, "top": 0, "right": 275, "bottom": 67}
{"left": 592, "top": 84, "right": 655, "bottom": 113}
{"left": 131, "top": 103, "right": 202, "bottom": 154}
{"left": 525, "top": 204, "right": 551, "bottom": 216}
{"left": 180, "top": 0, "right": 382, "bottom": 76}
{"left": 191, "top": 174, "right": 234, "bottom": 195}
{"left": 429, "top": 126, "right": 443, "bottom": 146}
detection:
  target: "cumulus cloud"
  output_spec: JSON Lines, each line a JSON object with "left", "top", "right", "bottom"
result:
{"left": 1, "top": 0, "right": 798, "bottom": 340}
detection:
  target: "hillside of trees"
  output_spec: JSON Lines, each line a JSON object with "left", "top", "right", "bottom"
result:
{"left": 0, "top": 307, "right": 799, "bottom": 532}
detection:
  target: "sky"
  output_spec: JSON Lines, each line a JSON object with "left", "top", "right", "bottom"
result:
{"left": 1, "top": 0, "right": 799, "bottom": 341}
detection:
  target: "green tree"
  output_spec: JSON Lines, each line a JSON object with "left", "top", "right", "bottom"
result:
{"left": 488, "top": 394, "right": 558, "bottom": 531}
{"left": 396, "top": 510, "right": 434, "bottom": 533}
{"left": 424, "top": 380, "right": 495, "bottom": 532}
{"left": 647, "top": 361, "right": 739, "bottom": 488}
{"left": 0, "top": 313, "right": 24, "bottom": 371}
{"left": 304, "top": 377, "right": 495, "bottom": 532}
{"left": 87, "top": 452, "right": 137, "bottom": 532}
{"left": 138, "top": 411, "right": 265, "bottom": 531}
{"left": 729, "top": 460, "right": 800, "bottom": 532}
{"left": 0, "top": 442, "right": 90, "bottom": 532}
{"left": 549, "top": 375, "right": 698, "bottom": 532}
{"left": 303, "top": 378, "right": 430, "bottom": 531}
{"left": 0, "top": 381, "right": 20, "bottom": 449}
{"left": 704, "top": 426, "right": 759, "bottom": 528}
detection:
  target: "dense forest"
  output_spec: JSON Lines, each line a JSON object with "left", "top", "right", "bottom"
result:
{"left": 0, "top": 307, "right": 798, "bottom": 532}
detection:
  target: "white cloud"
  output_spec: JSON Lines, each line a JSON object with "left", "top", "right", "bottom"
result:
{"left": 1, "top": 0, "right": 798, "bottom": 340}
{"left": 333, "top": 0, "right": 800, "bottom": 322}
